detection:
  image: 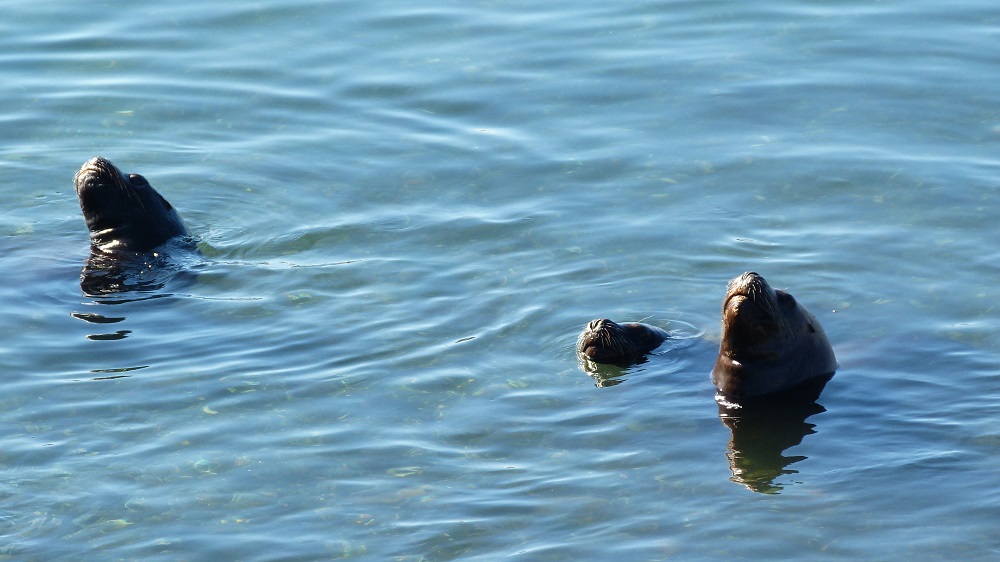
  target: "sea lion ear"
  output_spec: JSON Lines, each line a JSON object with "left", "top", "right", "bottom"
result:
{"left": 157, "top": 193, "right": 174, "bottom": 210}
{"left": 775, "top": 289, "right": 796, "bottom": 306}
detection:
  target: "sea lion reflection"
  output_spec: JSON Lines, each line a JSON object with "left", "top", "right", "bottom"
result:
{"left": 717, "top": 375, "right": 832, "bottom": 494}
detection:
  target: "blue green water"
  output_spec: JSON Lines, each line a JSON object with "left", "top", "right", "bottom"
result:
{"left": 2, "top": 0, "right": 999, "bottom": 559}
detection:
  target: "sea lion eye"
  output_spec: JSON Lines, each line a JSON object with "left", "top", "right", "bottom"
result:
{"left": 129, "top": 174, "right": 149, "bottom": 186}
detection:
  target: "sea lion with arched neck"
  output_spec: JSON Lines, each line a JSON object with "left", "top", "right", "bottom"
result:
{"left": 75, "top": 156, "right": 194, "bottom": 295}
{"left": 712, "top": 272, "right": 837, "bottom": 399}
{"left": 577, "top": 318, "right": 669, "bottom": 366}
{"left": 75, "top": 156, "right": 189, "bottom": 255}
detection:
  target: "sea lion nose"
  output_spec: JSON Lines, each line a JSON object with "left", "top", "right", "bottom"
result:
{"left": 591, "top": 318, "right": 612, "bottom": 330}
{"left": 76, "top": 156, "right": 117, "bottom": 181}
{"left": 82, "top": 156, "right": 114, "bottom": 170}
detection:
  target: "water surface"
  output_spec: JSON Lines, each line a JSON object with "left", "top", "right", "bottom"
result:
{"left": 2, "top": 0, "right": 999, "bottom": 559}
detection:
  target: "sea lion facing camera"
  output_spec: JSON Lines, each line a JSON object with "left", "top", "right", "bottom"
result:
{"left": 711, "top": 272, "right": 837, "bottom": 399}
{"left": 577, "top": 318, "right": 669, "bottom": 366}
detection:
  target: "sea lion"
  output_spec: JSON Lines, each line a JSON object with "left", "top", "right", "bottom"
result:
{"left": 577, "top": 318, "right": 669, "bottom": 366}
{"left": 75, "top": 156, "right": 195, "bottom": 295}
{"left": 712, "top": 272, "right": 837, "bottom": 399}
{"left": 75, "top": 156, "right": 189, "bottom": 254}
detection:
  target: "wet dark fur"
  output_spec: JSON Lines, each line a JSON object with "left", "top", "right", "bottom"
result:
{"left": 75, "top": 156, "right": 189, "bottom": 254}
{"left": 712, "top": 272, "right": 837, "bottom": 399}
{"left": 75, "top": 156, "right": 194, "bottom": 295}
{"left": 577, "top": 318, "right": 668, "bottom": 366}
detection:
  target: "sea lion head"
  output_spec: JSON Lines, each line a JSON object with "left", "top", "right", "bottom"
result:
{"left": 577, "top": 318, "right": 667, "bottom": 366}
{"left": 712, "top": 272, "right": 837, "bottom": 398}
{"left": 75, "top": 156, "right": 188, "bottom": 255}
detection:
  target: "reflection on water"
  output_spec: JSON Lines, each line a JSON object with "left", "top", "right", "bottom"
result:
{"left": 79, "top": 238, "right": 200, "bottom": 297}
{"left": 84, "top": 329, "right": 132, "bottom": 341}
{"left": 578, "top": 356, "right": 644, "bottom": 387}
{"left": 716, "top": 374, "right": 833, "bottom": 494}
{"left": 70, "top": 312, "right": 126, "bottom": 324}
{"left": 581, "top": 337, "right": 835, "bottom": 494}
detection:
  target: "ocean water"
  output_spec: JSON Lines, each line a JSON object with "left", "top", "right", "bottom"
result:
{"left": 2, "top": 0, "right": 999, "bottom": 559}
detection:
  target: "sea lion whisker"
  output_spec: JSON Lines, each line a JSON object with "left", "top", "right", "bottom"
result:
{"left": 603, "top": 332, "right": 623, "bottom": 354}
{"left": 121, "top": 178, "right": 148, "bottom": 212}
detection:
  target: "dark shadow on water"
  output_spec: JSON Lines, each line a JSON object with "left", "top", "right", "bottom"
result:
{"left": 71, "top": 243, "right": 203, "bottom": 350}
{"left": 85, "top": 330, "right": 132, "bottom": 341}
{"left": 78, "top": 237, "right": 200, "bottom": 300}
{"left": 716, "top": 373, "right": 834, "bottom": 494}
{"left": 70, "top": 312, "right": 127, "bottom": 324}
{"left": 87, "top": 365, "right": 148, "bottom": 381}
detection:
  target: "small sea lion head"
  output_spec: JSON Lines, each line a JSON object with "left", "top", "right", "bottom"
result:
{"left": 75, "top": 156, "right": 186, "bottom": 254}
{"left": 578, "top": 318, "right": 646, "bottom": 365}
